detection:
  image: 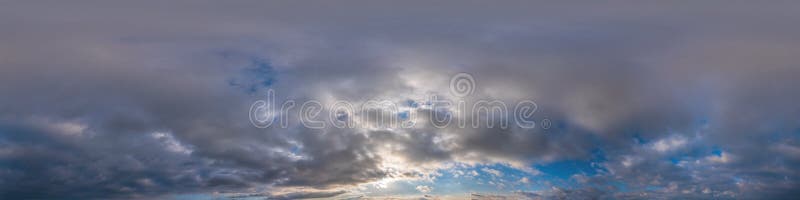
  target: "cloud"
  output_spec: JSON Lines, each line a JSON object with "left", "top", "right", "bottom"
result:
{"left": 481, "top": 168, "right": 503, "bottom": 177}
{"left": 518, "top": 177, "right": 530, "bottom": 184}
{"left": 415, "top": 185, "right": 432, "bottom": 193}
{"left": 705, "top": 152, "right": 736, "bottom": 164}
{"left": 0, "top": 1, "right": 799, "bottom": 199}
{"left": 651, "top": 135, "right": 688, "bottom": 153}
{"left": 229, "top": 190, "right": 347, "bottom": 200}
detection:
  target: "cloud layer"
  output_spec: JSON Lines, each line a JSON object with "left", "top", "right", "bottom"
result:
{"left": 1, "top": 1, "right": 800, "bottom": 199}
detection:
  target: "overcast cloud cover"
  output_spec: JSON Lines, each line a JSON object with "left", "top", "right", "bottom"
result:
{"left": 2, "top": 1, "right": 800, "bottom": 199}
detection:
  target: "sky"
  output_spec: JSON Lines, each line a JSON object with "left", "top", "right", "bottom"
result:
{"left": 1, "top": 1, "right": 800, "bottom": 200}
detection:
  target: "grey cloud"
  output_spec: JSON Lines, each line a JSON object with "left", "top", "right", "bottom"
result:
{"left": 2, "top": 1, "right": 800, "bottom": 199}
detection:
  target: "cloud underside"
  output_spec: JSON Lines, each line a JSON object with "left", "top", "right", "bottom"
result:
{"left": 1, "top": 1, "right": 800, "bottom": 199}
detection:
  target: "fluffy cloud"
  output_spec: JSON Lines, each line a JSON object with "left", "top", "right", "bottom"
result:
{"left": 482, "top": 168, "right": 503, "bottom": 177}
{"left": 415, "top": 185, "right": 433, "bottom": 193}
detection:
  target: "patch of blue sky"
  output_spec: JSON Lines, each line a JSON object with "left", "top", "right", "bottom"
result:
{"left": 531, "top": 150, "right": 608, "bottom": 190}
{"left": 220, "top": 51, "right": 276, "bottom": 94}
{"left": 448, "top": 164, "right": 546, "bottom": 193}
{"left": 397, "top": 111, "right": 410, "bottom": 120}
{"left": 405, "top": 99, "right": 419, "bottom": 108}
{"left": 535, "top": 160, "right": 598, "bottom": 179}
{"left": 645, "top": 185, "right": 665, "bottom": 191}
{"left": 366, "top": 163, "right": 553, "bottom": 197}
{"left": 711, "top": 146, "right": 723, "bottom": 156}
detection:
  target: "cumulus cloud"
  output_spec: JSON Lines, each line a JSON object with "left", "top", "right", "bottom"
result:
{"left": 651, "top": 135, "right": 688, "bottom": 153}
{"left": 481, "top": 168, "right": 503, "bottom": 177}
{"left": 415, "top": 185, "right": 433, "bottom": 193}
{"left": 519, "top": 177, "right": 530, "bottom": 184}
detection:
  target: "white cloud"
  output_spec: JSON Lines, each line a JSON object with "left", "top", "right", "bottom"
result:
{"left": 469, "top": 170, "right": 480, "bottom": 177}
{"left": 519, "top": 177, "right": 530, "bottom": 184}
{"left": 415, "top": 185, "right": 433, "bottom": 193}
{"left": 150, "top": 132, "right": 192, "bottom": 154}
{"left": 705, "top": 152, "right": 735, "bottom": 164}
{"left": 651, "top": 135, "right": 688, "bottom": 153}
{"left": 481, "top": 168, "right": 503, "bottom": 177}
